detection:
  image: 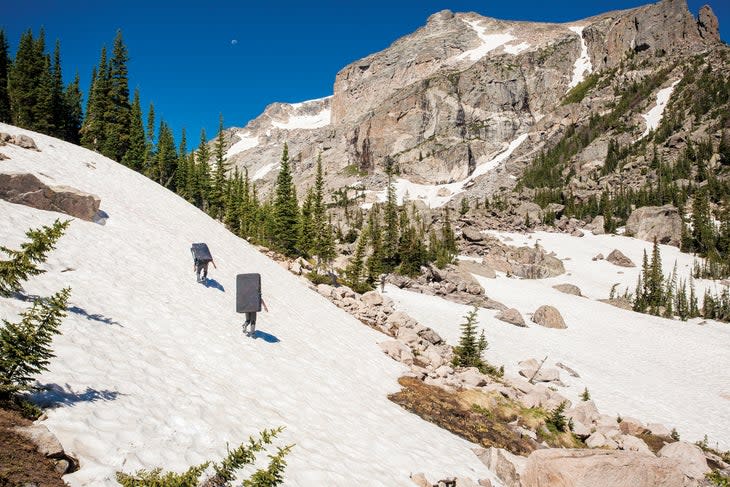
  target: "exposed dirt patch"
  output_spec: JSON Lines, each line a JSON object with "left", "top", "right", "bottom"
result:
{"left": 0, "top": 406, "right": 65, "bottom": 486}
{"left": 388, "top": 376, "right": 538, "bottom": 456}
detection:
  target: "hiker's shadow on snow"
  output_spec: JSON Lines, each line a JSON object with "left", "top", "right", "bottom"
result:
{"left": 31, "top": 383, "right": 123, "bottom": 408}
{"left": 203, "top": 278, "right": 225, "bottom": 292}
{"left": 250, "top": 330, "right": 280, "bottom": 343}
{"left": 68, "top": 305, "right": 122, "bottom": 326}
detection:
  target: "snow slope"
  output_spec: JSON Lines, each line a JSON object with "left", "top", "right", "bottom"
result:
{"left": 567, "top": 26, "right": 593, "bottom": 89}
{"left": 0, "top": 123, "right": 496, "bottom": 486}
{"left": 388, "top": 230, "right": 730, "bottom": 450}
{"left": 271, "top": 108, "right": 331, "bottom": 130}
{"left": 226, "top": 131, "right": 260, "bottom": 158}
{"left": 640, "top": 80, "right": 680, "bottom": 139}
{"left": 452, "top": 19, "right": 516, "bottom": 63}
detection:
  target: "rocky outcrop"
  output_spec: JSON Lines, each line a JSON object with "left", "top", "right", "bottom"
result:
{"left": 0, "top": 172, "right": 101, "bottom": 221}
{"left": 521, "top": 449, "right": 688, "bottom": 487}
{"left": 483, "top": 244, "right": 565, "bottom": 279}
{"left": 657, "top": 442, "right": 710, "bottom": 481}
{"left": 606, "top": 249, "right": 636, "bottom": 268}
{"left": 697, "top": 5, "right": 720, "bottom": 42}
{"left": 625, "top": 205, "right": 683, "bottom": 247}
{"left": 531, "top": 305, "right": 567, "bottom": 329}
{"left": 473, "top": 447, "right": 526, "bottom": 487}
{"left": 14, "top": 423, "right": 79, "bottom": 474}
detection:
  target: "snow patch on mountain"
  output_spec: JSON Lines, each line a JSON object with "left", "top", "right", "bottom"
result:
{"left": 503, "top": 42, "right": 531, "bottom": 55}
{"left": 253, "top": 162, "right": 278, "bottom": 181}
{"left": 226, "top": 131, "right": 259, "bottom": 158}
{"left": 568, "top": 26, "right": 593, "bottom": 89}
{"left": 452, "top": 19, "right": 516, "bottom": 63}
{"left": 272, "top": 108, "right": 331, "bottom": 130}
{"left": 640, "top": 80, "right": 681, "bottom": 139}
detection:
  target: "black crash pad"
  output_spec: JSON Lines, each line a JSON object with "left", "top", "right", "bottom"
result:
{"left": 236, "top": 273, "right": 261, "bottom": 313}
{"left": 191, "top": 242, "right": 213, "bottom": 262}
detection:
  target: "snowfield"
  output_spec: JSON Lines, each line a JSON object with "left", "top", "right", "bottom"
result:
{"left": 640, "top": 79, "right": 681, "bottom": 139}
{"left": 452, "top": 19, "right": 516, "bottom": 63}
{"left": 0, "top": 123, "right": 496, "bottom": 486}
{"left": 567, "top": 26, "right": 593, "bottom": 89}
{"left": 388, "top": 230, "right": 730, "bottom": 450}
{"left": 225, "top": 131, "right": 259, "bottom": 158}
{"left": 271, "top": 107, "right": 331, "bottom": 130}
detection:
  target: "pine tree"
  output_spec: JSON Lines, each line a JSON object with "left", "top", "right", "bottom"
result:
{"left": 0, "top": 29, "right": 10, "bottom": 122}
{"left": 452, "top": 307, "right": 488, "bottom": 369}
{"left": 648, "top": 238, "right": 664, "bottom": 313}
{"left": 0, "top": 287, "right": 70, "bottom": 397}
{"left": 50, "top": 40, "right": 65, "bottom": 139}
{"left": 142, "top": 102, "right": 156, "bottom": 177}
{"left": 155, "top": 120, "right": 177, "bottom": 188}
{"left": 8, "top": 29, "right": 53, "bottom": 132}
{"left": 81, "top": 46, "right": 110, "bottom": 152}
{"left": 62, "top": 72, "right": 83, "bottom": 144}
{"left": 104, "top": 30, "right": 131, "bottom": 162}
{"left": 121, "top": 89, "right": 145, "bottom": 170}
{"left": 366, "top": 205, "right": 384, "bottom": 283}
{"left": 194, "top": 128, "right": 211, "bottom": 210}
{"left": 175, "top": 128, "right": 189, "bottom": 196}
{"left": 311, "top": 155, "right": 335, "bottom": 270}
{"left": 210, "top": 115, "right": 229, "bottom": 219}
{"left": 691, "top": 187, "right": 715, "bottom": 255}
{"left": 383, "top": 173, "right": 399, "bottom": 269}
{"left": 272, "top": 143, "right": 300, "bottom": 256}
{"left": 345, "top": 227, "right": 368, "bottom": 292}
{"left": 0, "top": 219, "right": 70, "bottom": 297}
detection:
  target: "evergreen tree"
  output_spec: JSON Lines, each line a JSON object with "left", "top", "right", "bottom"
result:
{"left": 143, "top": 102, "right": 156, "bottom": 177}
{"left": 8, "top": 29, "right": 53, "bottom": 132}
{"left": 691, "top": 187, "right": 715, "bottom": 255}
{"left": 452, "top": 307, "right": 488, "bottom": 370}
{"left": 81, "top": 46, "right": 110, "bottom": 152}
{"left": 50, "top": 40, "right": 65, "bottom": 138}
{"left": 175, "top": 127, "right": 188, "bottom": 196}
{"left": 0, "top": 29, "right": 10, "bottom": 122}
{"left": 155, "top": 120, "right": 177, "bottom": 188}
{"left": 345, "top": 227, "right": 368, "bottom": 292}
{"left": 0, "top": 219, "right": 70, "bottom": 297}
{"left": 383, "top": 173, "right": 399, "bottom": 269}
{"left": 311, "top": 154, "right": 335, "bottom": 270}
{"left": 104, "top": 30, "right": 131, "bottom": 162}
{"left": 366, "top": 205, "right": 384, "bottom": 283}
{"left": 0, "top": 288, "right": 70, "bottom": 397}
{"left": 648, "top": 238, "right": 664, "bottom": 313}
{"left": 194, "top": 128, "right": 211, "bottom": 210}
{"left": 121, "top": 89, "right": 145, "bottom": 170}
{"left": 272, "top": 143, "right": 300, "bottom": 256}
{"left": 62, "top": 72, "right": 83, "bottom": 144}
{"left": 297, "top": 188, "right": 315, "bottom": 257}
{"left": 210, "top": 115, "right": 229, "bottom": 219}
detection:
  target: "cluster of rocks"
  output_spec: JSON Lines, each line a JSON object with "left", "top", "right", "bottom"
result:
{"left": 0, "top": 132, "right": 39, "bottom": 151}
{"left": 458, "top": 227, "right": 565, "bottom": 279}
{"left": 281, "top": 254, "right": 725, "bottom": 487}
{"left": 14, "top": 421, "right": 79, "bottom": 475}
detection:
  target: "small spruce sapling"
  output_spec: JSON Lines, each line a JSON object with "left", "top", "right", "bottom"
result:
{"left": 580, "top": 387, "right": 591, "bottom": 401}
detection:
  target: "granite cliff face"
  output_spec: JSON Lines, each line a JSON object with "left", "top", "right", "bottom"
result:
{"left": 222, "top": 0, "right": 721, "bottom": 203}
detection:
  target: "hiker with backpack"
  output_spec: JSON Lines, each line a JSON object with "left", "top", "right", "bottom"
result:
{"left": 242, "top": 296, "right": 268, "bottom": 337}
{"left": 191, "top": 243, "right": 216, "bottom": 282}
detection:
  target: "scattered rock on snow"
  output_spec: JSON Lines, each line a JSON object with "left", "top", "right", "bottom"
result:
{"left": 496, "top": 308, "right": 526, "bottom": 327}
{"left": 606, "top": 249, "right": 636, "bottom": 268}
{"left": 531, "top": 305, "right": 567, "bottom": 329}
{"left": 552, "top": 283, "right": 583, "bottom": 296}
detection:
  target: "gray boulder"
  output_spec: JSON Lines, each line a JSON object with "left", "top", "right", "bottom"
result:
{"left": 606, "top": 249, "right": 636, "bottom": 268}
{"left": 626, "top": 205, "right": 683, "bottom": 247}
{"left": 0, "top": 172, "right": 101, "bottom": 221}
{"left": 658, "top": 441, "right": 710, "bottom": 481}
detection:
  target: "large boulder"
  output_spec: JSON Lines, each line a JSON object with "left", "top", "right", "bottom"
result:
{"left": 606, "top": 249, "right": 636, "bottom": 268}
{"left": 462, "top": 227, "right": 485, "bottom": 243}
{"left": 496, "top": 308, "right": 526, "bottom": 327}
{"left": 473, "top": 447, "right": 526, "bottom": 487}
{"left": 521, "top": 449, "right": 688, "bottom": 487}
{"left": 657, "top": 442, "right": 710, "bottom": 481}
{"left": 0, "top": 172, "right": 101, "bottom": 221}
{"left": 510, "top": 246, "right": 565, "bottom": 279}
{"left": 532, "top": 305, "right": 567, "bottom": 329}
{"left": 625, "top": 205, "right": 683, "bottom": 247}
{"left": 378, "top": 339, "right": 414, "bottom": 365}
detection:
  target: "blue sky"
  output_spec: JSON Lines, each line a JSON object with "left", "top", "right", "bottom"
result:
{"left": 3, "top": 1, "right": 727, "bottom": 149}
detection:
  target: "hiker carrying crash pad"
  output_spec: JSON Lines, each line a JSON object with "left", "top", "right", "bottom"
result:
{"left": 191, "top": 242, "right": 213, "bottom": 262}
{"left": 236, "top": 273, "right": 262, "bottom": 313}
